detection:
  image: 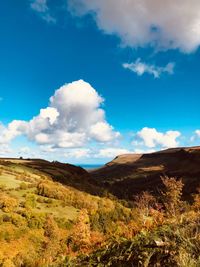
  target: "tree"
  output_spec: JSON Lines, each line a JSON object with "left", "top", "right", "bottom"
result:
{"left": 161, "top": 176, "right": 184, "bottom": 217}
{"left": 133, "top": 191, "right": 158, "bottom": 229}
{"left": 41, "top": 216, "right": 62, "bottom": 265}
{"left": 70, "top": 209, "right": 91, "bottom": 251}
{"left": 134, "top": 191, "right": 156, "bottom": 217}
{"left": 44, "top": 215, "right": 59, "bottom": 240}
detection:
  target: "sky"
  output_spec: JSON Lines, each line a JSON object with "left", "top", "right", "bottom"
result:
{"left": 0, "top": 0, "right": 200, "bottom": 164}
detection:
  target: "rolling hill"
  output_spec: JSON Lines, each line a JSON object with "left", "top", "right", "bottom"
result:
{"left": 0, "top": 158, "right": 102, "bottom": 196}
{"left": 0, "top": 157, "right": 133, "bottom": 265}
{"left": 91, "top": 146, "right": 200, "bottom": 200}
{"left": 0, "top": 150, "right": 199, "bottom": 266}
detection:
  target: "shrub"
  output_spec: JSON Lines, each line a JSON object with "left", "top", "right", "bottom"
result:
{"left": 161, "top": 176, "right": 184, "bottom": 217}
{"left": 19, "top": 182, "right": 28, "bottom": 190}
{"left": 0, "top": 194, "right": 18, "bottom": 213}
{"left": 24, "top": 193, "right": 37, "bottom": 209}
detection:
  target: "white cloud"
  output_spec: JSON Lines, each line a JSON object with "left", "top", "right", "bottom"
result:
{"left": 19, "top": 147, "right": 31, "bottom": 153}
{"left": 190, "top": 130, "right": 200, "bottom": 142}
{"left": 0, "top": 144, "right": 12, "bottom": 157}
{"left": 68, "top": 0, "right": 200, "bottom": 53}
{"left": 134, "top": 127, "right": 181, "bottom": 148}
{"left": 39, "top": 145, "right": 56, "bottom": 153}
{"left": 40, "top": 107, "right": 59, "bottom": 125}
{"left": 90, "top": 122, "right": 120, "bottom": 142}
{"left": 195, "top": 130, "right": 200, "bottom": 137}
{"left": 30, "top": 0, "right": 56, "bottom": 23}
{"left": 64, "top": 148, "right": 91, "bottom": 159}
{"left": 123, "top": 59, "right": 174, "bottom": 78}
{"left": 0, "top": 121, "right": 23, "bottom": 145}
{"left": 0, "top": 80, "right": 119, "bottom": 149}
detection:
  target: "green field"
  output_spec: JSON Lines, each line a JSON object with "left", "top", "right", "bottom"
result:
{"left": 0, "top": 173, "right": 22, "bottom": 189}
{"left": 0, "top": 165, "right": 79, "bottom": 221}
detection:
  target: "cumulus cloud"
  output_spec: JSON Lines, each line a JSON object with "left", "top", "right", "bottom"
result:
{"left": 68, "top": 0, "right": 200, "bottom": 53}
{"left": 123, "top": 59, "right": 175, "bottom": 78}
{"left": 30, "top": 0, "right": 56, "bottom": 23}
{"left": 0, "top": 80, "right": 119, "bottom": 149}
{"left": 134, "top": 127, "right": 181, "bottom": 148}
{"left": 0, "top": 121, "right": 23, "bottom": 145}
{"left": 90, "top": 122, "right": 120, "bottom": 142}
{"left": 40, "top": 107, "right": 59, "bottom": 125}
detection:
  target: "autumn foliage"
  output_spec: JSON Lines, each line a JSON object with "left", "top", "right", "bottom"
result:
{"left": 0, "top": 163, "right": 199, "bottom": 267}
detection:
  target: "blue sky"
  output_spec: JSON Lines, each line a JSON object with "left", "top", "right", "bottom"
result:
{"left": 0, "top": 0, "right": 200, "bottom": 163}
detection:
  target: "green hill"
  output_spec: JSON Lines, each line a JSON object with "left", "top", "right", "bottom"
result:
{"left": 0, "top": 158, "right": 132, "bottom": 266}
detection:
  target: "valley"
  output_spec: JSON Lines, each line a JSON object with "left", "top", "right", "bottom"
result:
{"left": 0, "top": 147, "right": 199, "bottom": 266}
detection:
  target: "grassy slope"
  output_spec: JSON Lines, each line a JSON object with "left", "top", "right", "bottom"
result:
{"left": 0, "top": 160, "right": 79, "bottom": 220}
{"left": 0, "top": 158, "right": 136, "bottom": 265}
{"left": 0, "top": 173, "right": 22, "bottom": 189}
{"left": 0, "top": 158, "right": 199, "bottom": 266}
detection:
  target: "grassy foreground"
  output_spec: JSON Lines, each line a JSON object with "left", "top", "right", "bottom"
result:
{"left": 0, "top": 159, "right": 199, "bottom": 266}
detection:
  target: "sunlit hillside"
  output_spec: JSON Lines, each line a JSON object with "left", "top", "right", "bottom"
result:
{"left": 0, "top": 158, "right": 199, "bottom": 266}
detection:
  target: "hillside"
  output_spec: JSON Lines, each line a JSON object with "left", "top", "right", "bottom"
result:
{"left": 91, "top": 146, "right": 200, "bottom": 199}
{"left": 0, "top": 158, "right": 102, "bottom": 196}
{"left": 0, "top": 155, "right": 199, "bottom": 266}
{"left": 0, "top": 158, "right": 133, "bottom": 265}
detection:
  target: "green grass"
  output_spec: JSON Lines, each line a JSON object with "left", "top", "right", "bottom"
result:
{"left": 9, "top": 188, "right": 35, "bottom": 201}
{"left": 35, "top": 201, "right": 79, "bottom": 220}
{"left": 9, "top": 188, "right": 79, "bottom": 220}
{"left": 0, "top": 162, "right": 80, "bottom": 222}
{"left": 0, "top": 173, "right": 22, "bottom": 189}
{"left": 7, "top": 164, "right": 42, "bottom": 180}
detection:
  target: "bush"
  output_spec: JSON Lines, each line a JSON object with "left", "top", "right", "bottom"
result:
{"left": 24, "top": 194, "right": 37, "bottom": 209}
{"left": 19, "top": 182, "right": 28, "bottom": 190}
{"left": 0, "top": 194, "right": 18, "bottom": 213}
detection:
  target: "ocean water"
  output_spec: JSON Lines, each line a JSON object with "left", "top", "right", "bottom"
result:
{"left": 79, "top": 164, "right": 103, "bottom": 170}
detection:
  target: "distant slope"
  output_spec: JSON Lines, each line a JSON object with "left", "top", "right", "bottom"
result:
{"left": 91, "top": 146, "right": 200, "bottom": 199}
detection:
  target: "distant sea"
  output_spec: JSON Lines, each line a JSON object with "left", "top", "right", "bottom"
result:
{"left": 79, "top": 164, "right": 103, "bottom": 170}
